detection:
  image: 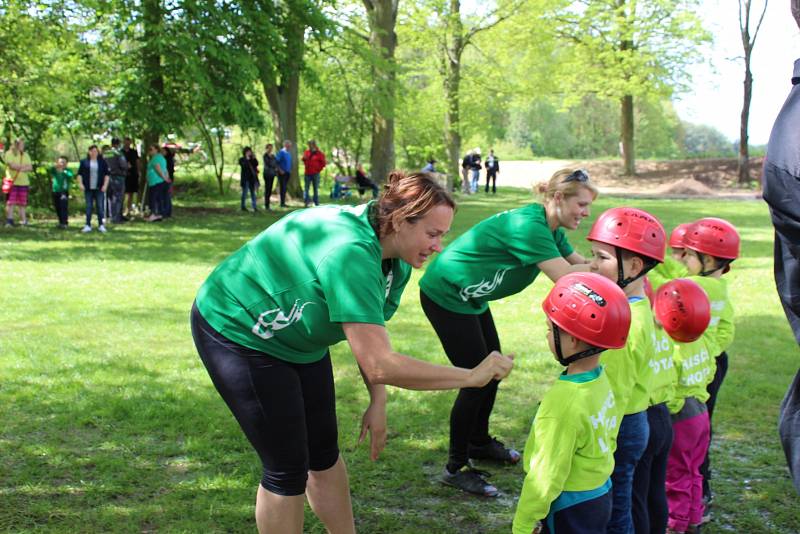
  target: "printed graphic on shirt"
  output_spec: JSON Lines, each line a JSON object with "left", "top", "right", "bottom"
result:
{"left": 650, "top": 332, "right": 674, "bottom": 374}
{"left": 252, "top": 300, "right": 314, "bottom": 340}
{"left": 459, "top": 268, "right": 509, "bottom": 302}
{"left": 709, "top": 300, "right": 724, "bottom": 327}
{"left": 589, "top": 390, "right": 617, "bottom": 452}
{"left": 384, "top": 270, "right": 394, "bottom": 300}
{"left": 679, "top": 346, "right": 711, "bottom": 386}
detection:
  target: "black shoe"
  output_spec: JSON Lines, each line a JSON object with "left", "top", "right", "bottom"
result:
{"left": 241, "top": 206, "right": 248, "bottom": 212}
{"left": 120, "top": 215, "right": 130, "bottom": 222}
{"left": 468, "top": 437, "right": 521, "bottom": 464}
{"left": 441, "top": 465, "right": 499, "bottom": 497}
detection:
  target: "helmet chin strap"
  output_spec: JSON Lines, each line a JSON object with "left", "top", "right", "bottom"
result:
{"left": 696, "top": 251, "right": 732, "bottom": 277}
{"left": 552, "top": 324, "right": 606, "bottom": 366}
{"left": 615, "top": 247, "right": 657, "bottom": 289}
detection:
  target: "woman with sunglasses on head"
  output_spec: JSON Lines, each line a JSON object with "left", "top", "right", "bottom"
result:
{"left": 419, "top": 168, "right": 599, "bottom": 497}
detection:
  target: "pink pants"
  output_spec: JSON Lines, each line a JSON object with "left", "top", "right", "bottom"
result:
{"left": 666, "top": 411, "right": 710, "bottom": 532}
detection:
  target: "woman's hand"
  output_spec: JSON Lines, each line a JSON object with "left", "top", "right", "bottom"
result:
{"left": 358, "top": 398, "right": 387, "bottom": 461}
{"left": 467, "top": 351, "right": 514, "bottom": 387}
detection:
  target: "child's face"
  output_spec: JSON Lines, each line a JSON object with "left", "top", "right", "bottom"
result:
{"left": 546, "top": 319, "right": 556, "bottom": 358}
{"left": 55, "top": 158, "right": 66, "bottom": 170}
{"left": 681, "top": 249, "right": 704, "bottom": 275}
{"left": 670, "top": 247, "right": 684, "bottom": 262}
{"left": 590, "top": 242, "right": 622, "bottom": 282}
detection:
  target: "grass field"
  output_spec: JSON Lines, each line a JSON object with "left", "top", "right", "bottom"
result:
{"left": 1, "top": 188, "right": 798, "bottom": 533}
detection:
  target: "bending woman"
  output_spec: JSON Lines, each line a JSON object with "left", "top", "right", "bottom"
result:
{"left": 191, "top": 171, "right": 514, "bottom": 534}
{"left": 418, "top": 168, "right": 598, "bottom": 496}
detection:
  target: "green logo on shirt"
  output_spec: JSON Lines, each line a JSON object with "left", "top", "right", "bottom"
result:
{"left": 459, "top": 268, "right": 508, "bottom": 302}
{"left": 252, "top": 300, "right": 314, "bottom": 340}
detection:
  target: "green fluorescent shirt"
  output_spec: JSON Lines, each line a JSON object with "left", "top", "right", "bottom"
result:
{"left": 419, "top": 203, "right": 574, "bottom": 314}
{"left": 512, "top": 366, "right": 615, "bottom": 534}
{"left": 648, "top": 326, "right": 676, "bottom": 406}
{"left": 50, "top": 167, "right": 74, "bottom": 193}
{"left": 689, "top": 276, "right": 734, "bottom": 356}
{"left": 601, "top": 298, "right": 657, "bottom": 424}
{"left": 667, "top": 334, "right": 716, "bottom": 414}
{"left": 648, "top": 256, "right": 688, "bottom": 291}
{"left": 195, "top": 202, "right": 412, "bottom": 363}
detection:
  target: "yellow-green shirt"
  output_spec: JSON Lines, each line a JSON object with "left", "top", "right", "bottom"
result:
{"left": 648, "top": 256, "right": 688, "bottom": 291}
{"left": 4, "top": 151, "right": 32, "bottom": 186}
{"left": 688, "top": 276, "right": 734, "bottom": 356}
{"left": 667, "top": 334, "right": 716, "bottom": 414}
{"left": 648, "top": 326, "right": 676, "bottom": 406}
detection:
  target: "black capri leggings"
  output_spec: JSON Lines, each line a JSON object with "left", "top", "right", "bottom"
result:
{"left": 420, "top": 290, "right": 501, "bottom": 471}
{"left": 190, "top": 303, "right": 339, "bottom": 496}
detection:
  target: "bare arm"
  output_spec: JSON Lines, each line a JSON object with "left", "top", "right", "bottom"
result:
{"left": 565, "top": 251, "right": 589, "bottom": 265}
{"left": 343, "top": 323, "right": 513, "bottom": 390}
{"left": 537, "top": 256, "right": 590, "bottom": 282}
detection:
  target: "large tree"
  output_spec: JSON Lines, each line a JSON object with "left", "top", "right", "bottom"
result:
{"left": 549, "top": 0, "right": 709, "bottom": 175}
{"left": 737, "top": 0, "right": 768, "bottom": 184}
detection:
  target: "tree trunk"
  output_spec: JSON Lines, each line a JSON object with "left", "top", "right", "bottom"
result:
{"left": 620, "top": 94, "right": 635, "bottom": 176}
{"left": 443, "top": 0, "right": 463, "bottom": 191}
{"left": 364, "top": 0, "right": 399, "bottom": 183}
{"left": 140, "top": 0, "right": 164, "bottom": 196}
{"left": 739, "top": 54, "right": 752, "bottom": 183}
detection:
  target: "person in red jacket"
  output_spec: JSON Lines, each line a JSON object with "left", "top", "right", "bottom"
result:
{"left": 302, "top": 139, "right": 327, "bottom": 207}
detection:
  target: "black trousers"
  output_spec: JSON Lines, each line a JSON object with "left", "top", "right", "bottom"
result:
{"left": 190, "top": 303, "right": 339, "bottom": 496}
{"left": 632, "top": 403, "right": 673, "bottom": 534}
{"left": 700, "top": 351, "right": 728, "bottom": 498}
{"left": 420, "top": 290, "right": 501, "bottom": 470}
{"left": 485, "top": 171, "right": 497, "bottom": 193}
{"left": 53, "top": 192, "right": 69, "bottom": 225}
{"left": 542, "top": 490, "right": 613, "bottom": 534}
{"left": 263, "top": 173, "right": 276, "bottom": 208}
{"left": 277, "top": 172, "right": 290, "bottom": 206}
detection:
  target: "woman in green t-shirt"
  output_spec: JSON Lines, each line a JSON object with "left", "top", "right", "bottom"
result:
{"left": 191, "top": 171, "right": 514, "bottom": 534}
{"left": 418, "top": 168, "right": 599, "bottom": 497}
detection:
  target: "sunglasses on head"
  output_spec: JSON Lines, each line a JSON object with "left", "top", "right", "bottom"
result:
{"left": 562, "top": 169, "right": 589, "bottom": 183}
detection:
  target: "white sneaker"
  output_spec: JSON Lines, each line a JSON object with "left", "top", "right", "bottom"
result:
{"left": 98, "top": 224, "right": 107, "bottom": 233}
{"left": 81, "top": 225, "right": 92, "bottom": 233}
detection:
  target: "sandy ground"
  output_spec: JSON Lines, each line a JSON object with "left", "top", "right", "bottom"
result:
{"left": 490, "top": 158, "right": 763, "bottom": 200}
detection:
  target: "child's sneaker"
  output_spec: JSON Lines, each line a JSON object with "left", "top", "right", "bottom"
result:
{"left": 98, "top": 224, "right": 107, "bottom": 233}
{"left": 81, "top": 225, "right": 92, "bottom": 233}
{"left": 440, "top": 465, "right": 499, "bottom": 497}
{"left": 468, "top": 437, "right": 521, "bottom": 464}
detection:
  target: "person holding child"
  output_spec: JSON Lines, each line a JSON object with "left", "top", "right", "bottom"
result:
{"left": 512, "top": 272, "right": 632, "bottom": 534}
{"left": 586, "top": 207, "right": 666, "bottom": 534}
{"left": 50, "top": 156, "right": 74, "bottom": 229}
{"left": 420, "top": 168, "right": 597, "bottom": 497}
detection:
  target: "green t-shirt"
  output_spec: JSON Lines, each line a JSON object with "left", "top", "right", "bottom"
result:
{"left": 647, "top": 256, "right": 688, "bottom": 291}
{"left": 419, "top": 203, "right": 574, "bottom": 314}
{"left": 50, "top": 167, "right": 74, "bottom": 193}
{"left": 146, "top": 153, "right": 167, "bottom": 186}
{"left": 667, "top": 334, "right": 716, "bottom": 414}
{"left": 601, "top": 298, "right": 657, "bottom": 425}
{"left": 689, "top": 275, "right": 734, "bottom": 356}
{"left": 195, "top": 202, "right": 412, "bottom": 363}
{"left": 512, "top": 366, "right": 615, "bottom": 534}
{"left": 648, "top": 326, "right": 676, "bottom": 406}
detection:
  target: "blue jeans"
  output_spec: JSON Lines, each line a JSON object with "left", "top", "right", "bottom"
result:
{"left": 84, "top": 190, "right": 105, "bottom": 226}
{"left": 241, "top": 179, "right": 257, "bottom": 210}
{"left": 304, "top": 173, "right": 320, "bottom": 206}
{"left": 470, "top": 169, "right": 480, "bottom": 193}
{"left": 632, "top": 403, "right": 673, "bottom": 534}
{"left": 609, "top": 410, "right": 650, "bottom": 534}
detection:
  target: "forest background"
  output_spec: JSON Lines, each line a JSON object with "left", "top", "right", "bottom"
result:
{"left": 0, "top": 0, "right": 780, "bottom": 201}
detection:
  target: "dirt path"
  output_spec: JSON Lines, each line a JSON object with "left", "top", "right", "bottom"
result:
{"left": 493, "top": 158, "right": 763, "bottom": 200}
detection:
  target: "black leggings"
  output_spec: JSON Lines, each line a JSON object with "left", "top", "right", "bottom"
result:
{"left": 632, "top": 403, "right": 673, "bottom": 534}
{"left": 190, "top": 303, "right": 339, "bottom": 496}
{"left": 420, "top": 290, "right": 501, "bottom": 471}
{"left": 700, "top": 351, "right": 728, "bottom": 498}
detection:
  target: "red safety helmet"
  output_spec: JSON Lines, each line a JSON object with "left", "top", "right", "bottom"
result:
{"left": 653, "top": 278, "right": 711, "bottom": 343}
{"left": 669, "top": 223, "right": 691, "bottom": 249}
{"left": 587, "top": 207, "right": 666, "bottom": 262}
{"left": 682, "top": 217, "right": 740, "bottom": 260}
{"left": 542, "top": 272, "right": 631, "bottom": 350}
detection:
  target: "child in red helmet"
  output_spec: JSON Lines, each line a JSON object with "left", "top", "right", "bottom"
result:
{"left": 586, "top": 207, "right": 666, "bottom": 534}
{"left": 680, "top": 217, "right": 739, "bottom": 514}
{"left": 512, "top": 273, "right": 631, "bottom": 534}
{"left": 648, "top": 223, "right": 691, "bottom": 291}
{"left": 653, "top": 278, "right": 714, "bottom": 534}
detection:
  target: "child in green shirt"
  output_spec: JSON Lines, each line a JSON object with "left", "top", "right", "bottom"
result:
{"left": 648, "top": 223, "right": 690, "bottom": 291}
{"left": 680, "top": 217, "right": 740, "bottom": 511}
{"left": 652, "top": 278, "right": 714, "bottom": 534}
{"left": 513, "top": 272, "right": 631, "bottom": 534}
{"left": 50, "top": 156, "right": 74, "bottom": 228}
{"left": 586, "top": 207, "right": 667, "bottom": 534}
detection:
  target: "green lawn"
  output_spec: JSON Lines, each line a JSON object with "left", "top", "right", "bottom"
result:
{"left": 1, "top": 189, "right": 798, "bottom": 533}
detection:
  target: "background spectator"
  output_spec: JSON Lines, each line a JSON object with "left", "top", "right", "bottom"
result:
{"left": 262, "top": 143, "right": 278, "bottom": 211}
{"left": 3, "top": 138, "right": 33, "bottom": 227}
{"left": 123, "top": 137, "right": 140, "bottom": 216}
{"left": 355, "top": 163, "right": 379, "bottom": 198}
{"left": 145, "top": 144, "right": 169, "bottom": 222}
{"left": 106, "top": 138, "right": 129, "bottom": 223}
{"left": 484, "top": 149, "right": 499, "bottom": 194}
{"left": 77, "top": 145, "right": 110, "bottom": 233}
{"left": 302, "top": 139, "right": 327, "bottom": 207}
{"left": 275, "top": 140, "right": 292, "bottom": 208}
{"left": 239, "top": 146, "right": 259, "bottom": 212}
{"left": 50, "top": 155, "right": 74, "bottom": 229}
{"left": 469, "top": 147, "right": 482, "bottom": 193}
